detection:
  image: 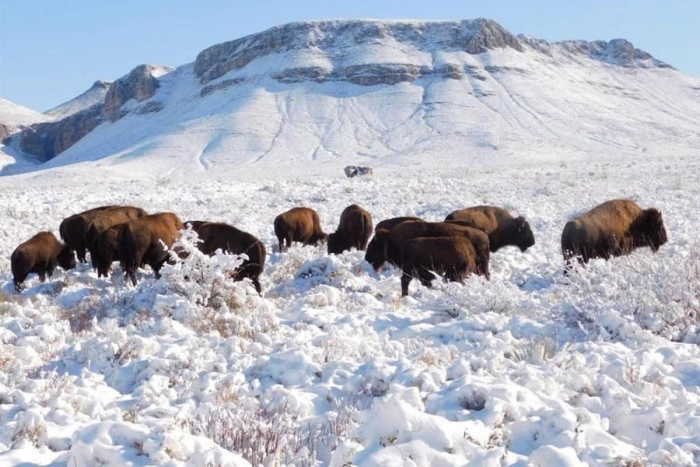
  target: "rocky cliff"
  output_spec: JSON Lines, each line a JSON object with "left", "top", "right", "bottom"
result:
{"left": 45, "top": 80, "right": 112, "bottom": 119}
{"left": 18, "top": 64, "right": 171, "bottom": 160}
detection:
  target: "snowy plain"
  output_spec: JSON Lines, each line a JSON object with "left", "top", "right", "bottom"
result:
{"left": 0, "top": 153, "right": 699, "bottom": 466}
{"left": 1, "top": 18, "right": 700, "bottom": 467}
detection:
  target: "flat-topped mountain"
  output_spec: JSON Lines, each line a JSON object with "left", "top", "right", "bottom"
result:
{"left": 5, "top": 18, "right": 700, "bottom": 178}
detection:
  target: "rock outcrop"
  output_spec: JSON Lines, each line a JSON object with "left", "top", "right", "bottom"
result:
{"left": 102, "top": 64, "right": 171, "bottom": 121}
{"left": 17, "top": 64, "right": 171, "bottom": 161}
{"left": 20, "top": 103, "right": 104, "bottom": 161}
{"left": 194, "top": 19, "right": 523, "bottom": 85}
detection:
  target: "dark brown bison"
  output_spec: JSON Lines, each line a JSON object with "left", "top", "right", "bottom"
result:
{"left": 561, "top": 199, "right": 668, "bottom": 269}
{"left": 364, "top": 217, "right": 423, "bottom": 269}
{"left": 366, "top": 221, "right": 491, "bottom": 279}
{"left": 445, "top": 206, "right": 535, "bottom": 252}
{"left": 328, "top": 204, "right": 373, "bottom": 254}
{"left": 189, "top": 221, "right": 266, "bottom": 294}
{"left": 400, "top": 236, "right": 479, "bottom": 296}
{"left": 85, "top": 207, "right": 149, "bottom": 268}
{"left": 11, "top": 232, "right": 77, "bottom": 291}
{"left": 274, "top": 207, "right": 327, "bottom": 252}
{"left": 120, "top": 212, "right": 184, "bottom": 285}
{"left": 374, "top": 216, "right": 423, "bottom": 232}
{"left": 90, "top": 223, "right": 131, "bottom": 279}
{"left": 60, "top": 206, "right": 147, "bottom": 263}
{"left": 60, "top": 206, "right": 119, "bottom": 262}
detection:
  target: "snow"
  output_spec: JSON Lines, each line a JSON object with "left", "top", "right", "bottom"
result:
{"left": 0, "top": 17, "right": 699, "bottom": 467}
{"left": 0, "top": 97, "right": 53, "bottom": 128}
{"left": 0, "top": 154, "right": 699, "bottom": 465}
{"left": 44, "top": 81, "right": 112, "bottom": 119}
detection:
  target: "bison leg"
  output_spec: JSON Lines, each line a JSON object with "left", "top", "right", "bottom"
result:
{"left": 39, "top": 272, "right": 47, "bottom": 282}
{"left": 14, "top": 280, "right": 23, "bottom": 293}
{"left": 252, "top": 278, "right": 262, "bottom": 295}
{"left": 401, "top": 272, "right": 413, "bottom": 296}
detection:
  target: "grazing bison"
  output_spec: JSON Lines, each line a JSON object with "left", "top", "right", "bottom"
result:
{"left": 561, "top": 199, "right": 668, "bottom": 269}
{"left": 90, "top": 224, "right": 131, "bottom": 279}
{"left": 60, "top": 205, "right": 147, "bottom": 263}
{"left": 189, "top": 221, "right": 266, "bottom": 294}
{"left": 11, "top": 232, "right": 76, "bottom": 291}
{"left": 328, "top": 204, "right": 373, "bottom": 254}
{"left": 120, "top": 212, "right": 184, "bottom": 285}
{"left": 85, "top": 207, "right": 149, "bottom": 267}
{"left": 374, "top": 216, "right": 423, "bottom": 232}
{"left": 445, "top": 206, "right": 535, "bottom": 252}
{"left": 364, "top": 217, "right": 423, "bottom": 270}
{"left": 400, "top": 236, "right": 479, "bottom": 296}
{"left": 60, "top": 205, "right": 120, "bottom": 262}
{"left": 274, "top": 207, "right": 327, "bottom": 252}
{"left": 366, "top": 221, "right": 491, "bottom": 279}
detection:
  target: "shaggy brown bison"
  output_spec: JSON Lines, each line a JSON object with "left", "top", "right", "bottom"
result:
{"left": 328, "top": 204, "right": 373, "bottom": 254}
{"left": 60, "top": 206, "right": 119, "bottom": 262}
{"left": 85, "top": 207, "right": 149, "bottom": 268}
{"left": 60, "top": 205, "right": 147, "bottom": 263}
{"left": 90, "top": 224, "right": 131, "bottom": 279}
{"left": 364, "top": 217, "right": 423, "bottom": 269}
{"left": 11, "top": 232, "right": 76, "bottom": 291}
{"left": 274, "top": 207, "right": 327, "bottom": 252}
{"left": 445, "top": 206, "right": 535, "bottom": 252}
{"left": 374, "top": 216, "right": 423, "bottom": 232}
{"left": 189, "top": 221, "right": 266, "bottom": 294}
{"left": 366, "top": 221, "right": 491, "bottom": 279}
{"left": 400, "top": 236, "right": 479, "bottom": 296}
{"left": 120, "top": 212, "right": 184, "bottom": 285}
{"left": 561, "top": 199, "right": 668, "bottom": 269}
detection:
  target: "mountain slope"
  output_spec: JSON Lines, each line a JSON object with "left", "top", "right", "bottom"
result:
{"left": 13, "top": 19, "right": 700, "bottom": 179}
{"left": 45, "top": 80, "right": 112, "bottom": 118}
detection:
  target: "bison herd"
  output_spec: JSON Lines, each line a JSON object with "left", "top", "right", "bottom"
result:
{"left": 10, "top": 199, "right": 668, "bottom": 296}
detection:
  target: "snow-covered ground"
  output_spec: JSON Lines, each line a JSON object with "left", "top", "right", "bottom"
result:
{"left": 0, "top": 153, "right": 698, "bottom": 466}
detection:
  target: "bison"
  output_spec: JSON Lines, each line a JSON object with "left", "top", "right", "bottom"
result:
{"left": 11, "top": 232, "right": 76, "bottom": 291}
{"left": 364, "top": 217, "right": 423, "bottom": 269}
{"left": 400, "top": 236, "right": 479, "bottom": 296}
{"left": 120, "top": 212, "right": 184, "bottom": 285}
{"left": 445, "top": 206, "right": 535, "bottom": 252}
{"left": 366, "top": 221, "right": 491, "bottom": 279}
{"left": 90, "top": 223, "right": 131, "bottom": 279}
{"left": 374, "top": 216, "right": 423, "bottom": 232}
{"left": 274, "top": 207, "right": 327, "bottom": 252}
{"left": 85, "top": 207, "right": 149, "bottom": 268}
{"left": 561, "top": 199, "right": 668, "bottom": 269}
{"left": 328, "top": 204, "right": 373, "bottom": 254}
{"left": 188, "top": 221, "right": 266, "bottom": 294}
{"left": 60, "top": 205, "right": 147, "bottom": 263}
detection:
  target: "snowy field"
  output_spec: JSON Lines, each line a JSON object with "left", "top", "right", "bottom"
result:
{"left": 0, "top": 155, "right": 699, "bottom": 466}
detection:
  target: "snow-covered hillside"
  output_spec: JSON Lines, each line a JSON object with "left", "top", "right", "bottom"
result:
{"left": 44, "top": 80, "right": 112, "bottom": 119}
{"left": 0, "top": 98, "right": 55, "bottom": 172}
{"left": 6, "top": 18, "right": 700, "bottom": 179}
{"left": 0, "top": 98, "right": 52, "bottom": 129}
{"left": 0, "top": 157, "right": 699, "bottom": 465}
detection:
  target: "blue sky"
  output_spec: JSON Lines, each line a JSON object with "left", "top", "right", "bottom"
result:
{"left": 1, "top": 0, "right": 698, "bottom": 112}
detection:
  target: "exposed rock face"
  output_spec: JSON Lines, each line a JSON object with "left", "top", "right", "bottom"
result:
{"left": 194, "top": 19, "right": 524, "bottom": 85}
{"left": 20, "top": 104, "right": 104, "bottom": 162}
{"left": 519, "top": 36, "right": 671, "bottom": 68}
{"left": 102, "top": 64, "right": 171, "bottom": 121}
{"left": 0, "top": 124, "right": 12, "bottom": 143}
{"left": 17, "top": 64, "right": 171, "bottom": 161}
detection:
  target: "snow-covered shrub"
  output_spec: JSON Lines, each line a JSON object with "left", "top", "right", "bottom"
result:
{"left": 188, "top": 399, "right": 359, "bottom": 467}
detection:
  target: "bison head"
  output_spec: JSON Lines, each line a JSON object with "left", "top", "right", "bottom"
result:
{"left": 641, "top": 208, "right": 668, "bottom": 252}
{"left": 327, "top": 232, "right": 346, "bottom": 255}
{"left": 364, "top": 229, "right": 389, "bottom": 271}
{"left": 57, "top": 245, "right": 77, "bottom": 271}
{"left": 514, "top": 217, "right": 536, "bottom": 252}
